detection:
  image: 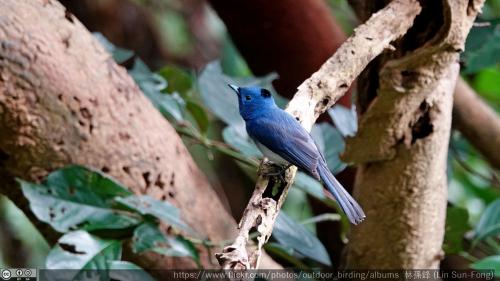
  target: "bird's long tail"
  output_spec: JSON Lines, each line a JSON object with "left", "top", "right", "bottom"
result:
{"left": 317, "top": 161, "right": 365, "bottom": 224}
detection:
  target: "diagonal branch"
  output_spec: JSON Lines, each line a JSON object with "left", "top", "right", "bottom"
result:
{"left": 215, "top": 0, "right": 422, "bottom": 269}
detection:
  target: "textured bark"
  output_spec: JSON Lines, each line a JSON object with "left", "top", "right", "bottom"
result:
{"left": 344, "top": 0, "right": 484, "bottom": 268}
{"left": 215, "top": 0, "right": 421, "bottom": 269}
{"left": 453, "top": 78, "right": 500, "bottom": 170}
{"left": 0, "top": 0, "right": 282, "bottom": 269}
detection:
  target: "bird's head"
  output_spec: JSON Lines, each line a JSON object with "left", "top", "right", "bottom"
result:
{"left": 228, "top": 84, "right": 277, "bottom": 120}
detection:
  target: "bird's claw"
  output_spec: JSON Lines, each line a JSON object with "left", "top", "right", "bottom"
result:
{"left": 262, "top": 164, "right": 292, "bottom": 182}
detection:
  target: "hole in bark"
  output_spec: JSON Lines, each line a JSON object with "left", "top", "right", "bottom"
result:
{"left": 57, "top": 94, "right": 63, "bottom": 101}
{"left": 78, "top": 120, "right": 85, "bottom": 127}
{"left": 321, "top": 97, "right": 330, "bottom": 106}
{"left": 62, "top": 36, "right": 70, "bottom": 48}
{"left": 365, "top": 37, "right": 373, "bottom": 41}
{"left": 339, "top": 83, "right": 348, "bottom": 89}
{"left": 170, "top": 173, "right": 175, "bottom": 186}
{"left": 80, "top": 108, "right": 91, "bottom": 119}
{"left": 142, "top": 172, "right": 151, "bottom": 188}
{"left": 316, "top": 81, "right": 323, "bottom": 89}
{"left": 64, "top": 9, "right": 74, "bottom": 23}
{"left": 118, "top": 132, "right": 131, "bottom": 140}
{"left": 154, "top": 174, "right": 165, "bottom": 188}
{"left": 161, "top": 194, "right": 167, "bottom": 201}
{"left": 168, "top": 191, "right": 175, "bottom": 198}
{"left": 101, "top": 166, "right": 110, "bottom": 173}
{"left": 295, "top": 117, "right": 300, "bottom": 122}
{"left": 411, "top": 101, "right": 434, "bottom": 144}
{"left": 122, "top": 166, "right": 130, "bottom": 174}
{"left": 401, "top": 0, "right": 444, "bottom": 52}
{"left": 89, "top": 124, "right": 94, "bottom": 134}
{"left": 59, "top": 243, "right": 86, "bottom": 255}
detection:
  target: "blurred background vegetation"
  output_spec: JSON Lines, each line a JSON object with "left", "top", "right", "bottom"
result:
{"left": 0, "top": 0, "right": 499, "bottom": 276}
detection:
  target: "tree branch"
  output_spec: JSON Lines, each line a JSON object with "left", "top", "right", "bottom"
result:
{"left": 453, "top": 77, "right": 500, "bottom": 170}
{"left": 344, "top": 0, "right": 484, "bottom": 268}
{"left": 215, "top": 0, "right": 422, "bottom": 269}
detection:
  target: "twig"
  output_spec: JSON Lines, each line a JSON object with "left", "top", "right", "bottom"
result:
{"left": 215, "top": 0, "right": 422, "bottom": 269}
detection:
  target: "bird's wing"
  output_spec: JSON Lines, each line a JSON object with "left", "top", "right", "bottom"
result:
{"left": 246, "top": 110, "right": 321, "bottom": 177}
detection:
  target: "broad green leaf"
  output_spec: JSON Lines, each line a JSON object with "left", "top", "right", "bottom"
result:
{"left": 273, "top": 212, "right": 331, "bottom": 266}
{"left": 198, "top": 61, "right": 277, "bottom": 129}
{"left": 116, "top": 195, "right": 195, "bottom": 235}
{"left": 108, "top": 261, "right": 156, "bottom": 281}
{"left": 471, "top": 255, "right": 500, "bottom": 277}
{"left": 475, "top": 199, "right": 500, "bottom": 242}
{"left": 471, "top": 67, "right": 500, "bottom": 107}
{"left": 130, "top": 59, "right": 184, "bottom": 121}
{"left": 132, "top": 222, "right": 199, "bottom": 264}
{"left": 46, "top": 231, "right": 121, "bottom": 279}
{"left": 327, "top": 105, "right": 358, "bottom": 137}
{"left": 462, "top": 19, "right": 500, "bottom": 74}
{"left": 311, "top": 123, "right": 347, "bottom": 174}
{"left": 18, "top": 165, "right": 140, "bottom": 232}
{"left": 185, "top": 101, "right": 210, "bottom": 134}
{"left": 158, "top": 65, "right": 193, "bottom": 96}
{"left": 222, "top": 125, "right": 261, "bottom": 157}
{"left": 264, "top": 242, "right": 308, "bottom": 268}
{"left": 443, "top": 207, "right": 469, "bottom": 254}
{"left": 93, "top": 32, "right": 134, "bottom": 64}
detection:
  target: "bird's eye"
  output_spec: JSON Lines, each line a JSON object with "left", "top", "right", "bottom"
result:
{"left": 261, "top": 89, "right": 271, "bottom": 98}
{"left": 245, "top": 95, "right": 252, "bottom": 101}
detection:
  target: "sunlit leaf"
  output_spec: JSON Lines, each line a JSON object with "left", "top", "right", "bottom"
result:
{"left": 46, "top": 231, "right": 121, "bottom": 275}
{"left": 462, "top": 19, "right": 500, "bottom": 74}
{"left": 108, "top": 261, "right": 156, "bottom": 281}
{"left": 132, "top": 222, "right": 199, "bottom": 264}
{"left": 444, "top": 207, "right": 469, "bottom": 254}
{"left": 311, "top": 123, "right": 347, "bottom": 174}
{"left": 93, "top": 32, "right": 134, "bottom": 64}
{"left": 17, "top": 165, "right": 140, "bottom": 233}
{"left": 116, "top": 195, "right": 195, "bottom": 236}
{"left": 273, "top": 212, "right": 331, "bottom": 266}
{"left": 327, "top": 105, "right": 358, "bottom": 137}
{"left": 158, "top": 65, "right": 193, "bottom": 95}
{"left": 186, "top": 101, "right": 209, "bottom": 134}
{"left": 130, "top": 59, "right": 184, "bottom": 121}
{"left": 474, "top": 199, "right": 500, "bottom": 242}
{"left": 471, "top": 255, "right": 500, "bottom": 277}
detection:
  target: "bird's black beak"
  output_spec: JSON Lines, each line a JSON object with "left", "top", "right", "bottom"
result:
{"left": 228, "top": 84, "right": 240, "bottom": 95}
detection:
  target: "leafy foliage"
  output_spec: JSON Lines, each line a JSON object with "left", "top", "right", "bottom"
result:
{"left": 18, "top": 165, "right": 198, "bottom": 275}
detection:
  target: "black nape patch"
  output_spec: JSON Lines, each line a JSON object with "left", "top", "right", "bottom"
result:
{"left": 261, "top": 89, "right": 272, "bottom": 98}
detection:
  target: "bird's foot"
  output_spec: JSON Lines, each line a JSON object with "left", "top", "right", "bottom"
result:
{"left": 262, "top": 164, "right": 292, "bottom": 182}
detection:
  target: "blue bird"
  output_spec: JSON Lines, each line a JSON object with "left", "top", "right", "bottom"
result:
{"left": 228, "top": 84, "right": 365, "bottom": 225}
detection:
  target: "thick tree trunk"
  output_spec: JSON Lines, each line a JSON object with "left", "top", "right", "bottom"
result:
{"left": 0, "top": 0, "right": 279, "bottom": 269}
{"left": 343, "top": 0, "right": 484, "bottom": 268}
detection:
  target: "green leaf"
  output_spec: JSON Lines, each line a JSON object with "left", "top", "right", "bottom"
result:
{"left": 158, "top": 65, "right": 193, "bottom": 96}
{"left": 443, "top": 207, "right": 470, "bottom": 254}
{"left": 475, "top": 199, "right": 500, "bottom": 242}
{"left": 462, "top": 19, "right": 500, "bottom": 74}
{"left": 273, "top": 212, "right": 331, "bottom": 266}
{"left": 311, "top": 123, "right": 347, "bottom": 174}
{"left": 17, "top": 165, "right": 140, "bottom": 232}
{"left": 46, "top": 231, "right": 121, "bottom": 273}
{"left": 130, "top": 59, "right": 184, "bottom": 121}
{"left": 471, "top": 255, "right": 500, "bottom": 277}
{"left": 132, "top": 222, "right": 199, "bottom": 264}
{"left": 471, "top": 67, "right": 500, "bottom": 106}
{"left": 93, "top": 32, "right": 134, "bottom": 64}
{"left": 198, "top": 61, "right": 277, "bottom": 128}
{"left": 108, "top": 261, "right": 156, "bottom": 281}
{"left": 116, "top": 195, "right": 195, "bottom": 235}
{"left": 221, "top": 37, "right": 252, "bottom": 77}
{"left": 327, "top": 105, "right": 358, "bottom": 137}
{"left": 185, "top": 101, "right": 209, "bottom": 134}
